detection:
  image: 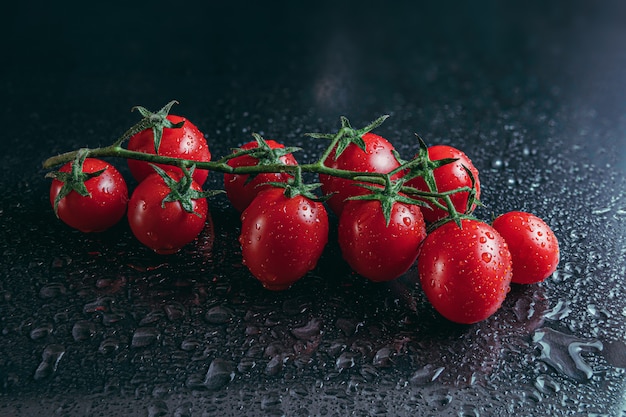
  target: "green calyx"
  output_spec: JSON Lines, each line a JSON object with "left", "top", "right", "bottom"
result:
{"left": 400, "top": 134, "right": 459, "bottom": 192}
{"left": 307, "top": 114, "right": 389, "bottom": 161}
{"left": 422, "top": 167, "right": 482, "bottom": 232}
{"left": 131, "top": 100, "right": 185, "bottom": 153}
{"left": 45, "top": 149, "right": 105, "bottom": 217}
{"left": 349, "top": 175, "right": 428, "bottom": 227}
{"left": 223, "top": 133, "right": 301, "bottom": 187}
{"left": 41, "top": 101, "right": 483, "bottom": 229}
{"left": 149, "top": 164, "right": 223, "bottom": 217}
{"left": 265, "top": 166, "right": 326, "bottom": 202}
{"left": 245, "top": 133, "right": 301, "bottom": 166}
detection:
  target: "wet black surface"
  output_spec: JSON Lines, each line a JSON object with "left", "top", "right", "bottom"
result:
{"left": 2, "top": 1, "right": 626, "bottom": 416}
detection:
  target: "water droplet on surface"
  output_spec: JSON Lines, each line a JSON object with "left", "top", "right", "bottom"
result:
{"left": 336, "top": 352, "right": 356, "bottom": 369}
{"left": 131, "top": 327, "right": 160, "bottom": 348}
{"left": 147, "top": 400, "right": 168, "bottom": 417}
{"left": 203, "top": 358, "right": 234, "bottom": 390}
{"left": 534, "top": 374, "right": 561, "bottom": 394}
{"left": 491, "top": 158, "right": 504, "bottom": 169}
{"left": 291, "top": 318, "right": 322, "bottom": 339}
{"left": 543, "top": 299, "right": 571, "bottom": 321}
{"left": 71, "top": 320, "right": 96, "bottom": 341}
{"left": 34, "top": 344, "right": 65, "bottom": 380}
{"left": 98, "top": 337, "right": 121, "bottom": 355}
{"left": 591, "top": 207, "right": 611, "bottom": 215}
{"left": 38, "top": 282, "right": 67, "bottom": 299}
{"left": 533, "top": 327, "right": 603, "bottom": 381}
{"left": 410, "top": 364, "right": 445, "bottom": 385}
{"left": 205, "top": 305, "right": 235, "bottom": 324}
{"left": 372, "top": 347, "right": 392, "bottom": 367}
{"left": 163, "top": 303, "right": 186, "bottom": 321}
{"left": 29, "top": 323, "right": 53, "bottom": 340}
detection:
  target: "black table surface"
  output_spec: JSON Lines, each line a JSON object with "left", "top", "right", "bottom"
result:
{"left": 2, "top": 1, "right": 626, "bottom": 416}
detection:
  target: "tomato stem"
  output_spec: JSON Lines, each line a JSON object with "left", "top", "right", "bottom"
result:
{"left": 42, "top": 101, "right": 478, "bottom": 219}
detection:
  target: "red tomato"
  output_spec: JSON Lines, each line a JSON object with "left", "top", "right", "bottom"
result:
{"left": 239, "top": 187, "right": 329, "bottom": 290}
{"left": 338, "top": 199, "right": 427, "bottom": 282}
{"left": 406, "top": 145, "right": 480, "bottom": 223}
{"left": 320, "top": 132, "right": 401, "bottom": 216}
{"left": 127, "top": 115, "right": 211, "bottom": 185}
{"left": 224, "top": 139, "right": 298, "bottom": 212}
{"left": 127, "top": 171, "right": 208, "bottom": 254}
{"left": 418, "top": 219, "right": 512, "bottom": 324}
{"left": 492, "top": 211, "right": 559, "bottom": 284}
{"left": 49, "top": 158, "right": 128, "bottom": 232}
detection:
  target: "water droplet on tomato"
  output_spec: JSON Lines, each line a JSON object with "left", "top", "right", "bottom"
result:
{"left": 482, "top": 252, "right": 492, "bottom": 263}
{"left": 403, "top": 217, "right": 411, "bottom": 226}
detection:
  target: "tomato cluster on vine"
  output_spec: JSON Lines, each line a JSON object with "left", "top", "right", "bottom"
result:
{"left": 44, "top": 102, "right": 560, "bottom": 324}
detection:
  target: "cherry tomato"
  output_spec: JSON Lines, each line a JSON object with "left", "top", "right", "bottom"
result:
{"left": 406, "top": 145, "right": 480, "bottom": 223}
{"left": 127, "top": 171, "right": 208, "bottom": 254}
{"left": 127, "top": 115, "right": 211, "bottom": 185}
{"left": 224, "top": 139, "right": 298, "bottom": 212}
{"left": 49, "top": 158, "right": 128, "bottom": 232}
{"left": 338, "top": 199, "right": 427, "bottom": 282}
{"left": 320, "top": 132, "right": 401, "bottom": 216}
{"left": 492, "top": 211, "right": 559, "bottom": 284}
{"left": 239, "top": 187, "right": 329, "bottom": 290}
{"left": 418, "top": 219, "right": 512, "bottom": 324}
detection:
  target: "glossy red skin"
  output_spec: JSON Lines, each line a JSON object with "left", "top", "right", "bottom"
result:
{"left": 492, "top": 211, "right": 559, "bottom": 284}
{"left": 418, "top": 219, "right": 512, "bottom": 324}
{"left": 127, "top": 172, "right": 208, "bottom": 254}
{"left": 50, "top": 158, "right": 128, "bottom": 232}
{"left": 224, "top": 140, "right": 298, "bottom": 212}
{"left": 127, "top": 115, "right": 211, "bottom": 185}
{"left": 338, "top": 199, "right": 427, "bottom": 282}
{"left": 239, "top": 188, "right": 329, "bottom": 290}
{"left": 320, "top": 132, "right": 401, "bottom": 216}
{"left": 406, "top": 145, "right": 480, "bottom": 223}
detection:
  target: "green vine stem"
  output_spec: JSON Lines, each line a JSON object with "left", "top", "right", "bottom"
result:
{"left": 41, "top": 103, "right": 476, "bottom": 216}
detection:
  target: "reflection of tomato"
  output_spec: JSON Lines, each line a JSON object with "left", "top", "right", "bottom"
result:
{"left": 338, "top": 198, "right": 426, "bottom": 282}
{"left": 127, "top": 115, "right": 211, "bottom": 185}
{"left": 492, "top": 211, "right": 559, "bottom": 284}
{"left": 224, "top": 139, "right": 297, "bottom": 212}
{"left": 127, "top": 171, "right": 208, "bottom": 255}
{"left": 418, "top": 219, "right": 512, "bottom": 324}
{"left": 320, "top": 132, "right": 401, "bottom": 216}
{"left": 239, "top": 188, "right": 329, "bottom": 291}
{"left": 49, "top": 158, "right": 128, "bottom": 232}
{"left": 406, "top": 145, "right": 480, "bottom": 223}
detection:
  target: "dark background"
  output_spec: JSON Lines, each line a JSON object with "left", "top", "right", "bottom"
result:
{"left": 2, "top": 1, "right": 626, "bottom": 416}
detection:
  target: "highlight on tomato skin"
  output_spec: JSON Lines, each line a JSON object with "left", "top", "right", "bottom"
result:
{"left": 224, "top": 139, "right": 298, "bottom": 213}
{"left": 492, "top": 211, "right": 560, "bottom": 285}
{"left": 417, "top": 219, "right": 513, "bottom": 324}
